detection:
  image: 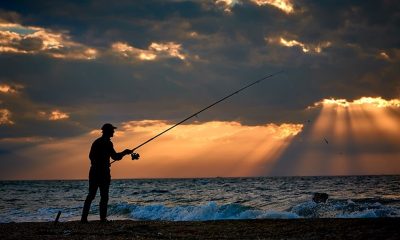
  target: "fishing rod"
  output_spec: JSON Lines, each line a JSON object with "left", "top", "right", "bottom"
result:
{"left": 111, "top": 70, "right": 283, "bottom": 165}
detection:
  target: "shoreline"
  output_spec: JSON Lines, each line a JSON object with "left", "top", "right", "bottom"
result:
{"left": 1, "top": 174, "right": 399, "bottom": 181}
{"left": 1, "top": 218, "right": 399, "bottom": 240}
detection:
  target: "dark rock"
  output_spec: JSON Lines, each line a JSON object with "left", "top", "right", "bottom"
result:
{"left": 313, "top": 193, "right": 329, "bottom": 203}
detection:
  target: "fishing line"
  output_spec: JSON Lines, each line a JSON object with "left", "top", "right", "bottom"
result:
{"left": 111, "top": 70, "right": 283, "bottom": 164}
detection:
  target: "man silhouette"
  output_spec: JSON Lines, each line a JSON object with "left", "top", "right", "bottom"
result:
{"left": 81, "top": 123, "right": 133, "bottom": 223}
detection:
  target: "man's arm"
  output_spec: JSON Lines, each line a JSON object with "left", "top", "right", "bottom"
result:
{"left": 110, "top": 144, "right": 133, "bottom": 161}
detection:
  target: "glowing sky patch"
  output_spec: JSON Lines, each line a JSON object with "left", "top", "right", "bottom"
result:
{"left": 0, "top": 84, "right": 12, "bottom": 93}
{"left": 311, "top": 97, "right": 400, "bottom": 108}
{"left": 149, "top": 42, "right": 186, "bottom": 60}
{"left": 0, "top": 22, "right": 97, "bottom": 60}
{"left": 0, "top": 108, "right": 13, "bottom": 125}
{"left": 0, "top": 83, "right": 23, "bottom": 94}
{"left": 215, "top": 0, "right": 239, "bottom": 13}
{"left": 279, "top": 38, "right": 309, "bottom": 52}
{"left": 3, "top": 120, "right": 303, "bottom": 179}
{"left": 214, "top": 0, "right": 294, "bottom": 14}
{"left": 379, "top": 51, "right": 390, "bottom": 60}
{"left": 285, "top": 96, "right": 400, "bottom": 176}
{"left": 39, "top": 110, "right": 69, "bottom": 121}
{"left": 111, "top": 41, "right": 187, "bottom": 62}
{"left": 265, "top": 37, "right": 331, "bottom": 54}
{"left": 283, "top": 37, "right": 330, "bottom": 53}
{"left": 252, "top": 0, "right": 294, "bottom": 14}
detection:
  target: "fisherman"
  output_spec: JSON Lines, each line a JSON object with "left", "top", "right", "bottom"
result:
{"left": 81, "top": 123, "right": 134, "bottom": 223}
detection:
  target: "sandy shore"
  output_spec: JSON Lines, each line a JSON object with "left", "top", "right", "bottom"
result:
{"left": 1, "top": 218, "right": 399, "bottom": 240}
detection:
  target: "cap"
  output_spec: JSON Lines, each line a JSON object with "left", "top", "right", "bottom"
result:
{"left": 101, "top": 123, "right": 117, "bottom": 131}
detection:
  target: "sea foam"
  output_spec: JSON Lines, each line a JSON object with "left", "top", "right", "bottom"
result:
{"left": 109, "top": 199, "right": 400, "bottom": 221}
{"left": 109, "top": 201, "right": 299, "bottom": 221}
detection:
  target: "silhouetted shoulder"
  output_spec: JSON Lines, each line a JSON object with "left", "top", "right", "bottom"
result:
{"left": 92, "top": 137, "right": 113, "bottom": 148}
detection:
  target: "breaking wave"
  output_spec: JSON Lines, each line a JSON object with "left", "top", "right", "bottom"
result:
{"left": 108, "top": 198, "right": 400, "bottom": 221}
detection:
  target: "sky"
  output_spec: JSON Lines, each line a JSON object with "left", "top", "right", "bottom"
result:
{"left": 0, "top": 0, "right": 399, "bottom": 180}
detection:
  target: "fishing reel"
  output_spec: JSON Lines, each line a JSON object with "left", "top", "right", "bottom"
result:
{"left": 131, "top": 152, "right": 140, "bottom": 160}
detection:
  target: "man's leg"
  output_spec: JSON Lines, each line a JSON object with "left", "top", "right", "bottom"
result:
{"left": 81, "top": 180, "right": 98, "bottom": 222}
{"left": 99, "top": 181, "right": 110, "bottom": 221}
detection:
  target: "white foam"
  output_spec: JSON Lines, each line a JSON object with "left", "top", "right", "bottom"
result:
{"left": 111, "top": 202, "right": 301, "bottom": 221}
{"left": 337, "top": 210, "right": 378, "bottom": 218}
{"left": 290, "top": 200, "right": 318, "bottom": 217}
{"left": 259, "top": 211, "right": 300, "bottom": 219}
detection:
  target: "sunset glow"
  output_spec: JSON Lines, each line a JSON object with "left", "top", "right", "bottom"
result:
{"left": 296, "top": 96, "right": 400, "bottom": 175}
{"left": 7, "top": 121, "right": 303, "bottom": 179}
{"left": 0, "top": 1, "right": 399, "bottom": 180}
{"left": 103, "top": 120, "right": 302, "bottom": 178}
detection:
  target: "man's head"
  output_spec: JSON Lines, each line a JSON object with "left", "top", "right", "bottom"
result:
{"left": 101, "top": 123, "right": 117, "bottom": 138}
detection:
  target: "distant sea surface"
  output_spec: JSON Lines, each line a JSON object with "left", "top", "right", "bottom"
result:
{"left": 1, "top": 175, "right": 399, "bottom": 222}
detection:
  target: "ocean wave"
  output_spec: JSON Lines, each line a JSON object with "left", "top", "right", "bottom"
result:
{"left": 109, "top": 202, "right": 300, "bottom": 221}
{"left": 108, "top": 199, "right": 400, "bottom": 221}
{"left": 290, "top": 198, "right": 400, "bottom": 218}
{"left": 2, "top": 176, "right": 400, "bottom": 223}
{"left": 2, "top": 198, "right": 399, "bottom": 223}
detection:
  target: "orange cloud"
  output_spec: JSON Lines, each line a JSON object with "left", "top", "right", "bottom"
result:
{"left": 38, "top": 110, "right": 69, "bottom": 121}
{"left": 0, "top": 108, "right": 13, "bottom": 125}
{"left": 111, "top": 41, "right": 187, "bottom": 62}
{"left": 252, "top": 0, "right": 294, "bottom": 14}
{"left": 310, "top": 97, "right": 400, "bottom": 108}
{"left": 0, "top": 22, "right": 98, "bottom": 60}
{"left": 266, "top": 37, "right": 332, "bottom": 54}
{"left": 215, "top": 0, "right": 295, "bottom": 14}
{"left": 0, "top": 83, "right": 23, "bottom": 94}
{"left": 149, "top": 42, "right": 186, "bottom": 60}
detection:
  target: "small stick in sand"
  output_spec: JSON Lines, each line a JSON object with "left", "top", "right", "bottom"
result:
{"left": 54, "top": 211, "right": 62, "bottom": 224}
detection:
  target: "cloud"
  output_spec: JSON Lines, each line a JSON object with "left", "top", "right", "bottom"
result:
{"left": 0, "top": 83, "right": 23, "bottom": 94}
{"left": 0, "top": 108, "right": 13, "bottom": 125}
{"left": 266, "top": 36, "right": 332, "bottom": 54}
{"left": 0, "top": 0, "right": 398, "bottom": 169}
{"left": 214, "top": 0, "right": 240, "bottom": 13}
{"left": 252, "top": 0, "right": 294, "bottom": 14}
{"left": 376, "top": 49, "right": 400, "bottom": 62}
{"left": 0, "top": 22, "right": 98, "bottom": 60}
{"left": 111, "top": 41, "right": 188, "bottom": 62}
{"left": 38, "top": 110, "right": 70, "bottom": 121}
{"left": 0, "top": 81, "right": 86, "bottom": 139}
{"left": 214, "top": 0, "right": 295, "bottom": 14}
{"left": 309, "top": 97, "right": 400, "bottom": 109}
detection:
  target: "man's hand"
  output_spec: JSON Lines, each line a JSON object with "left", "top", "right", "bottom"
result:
{"left": 131, "top": 152, "right": 140, "bottom": 160}
{"left": 122, "top": 149, "right": 134, "bottom": 155}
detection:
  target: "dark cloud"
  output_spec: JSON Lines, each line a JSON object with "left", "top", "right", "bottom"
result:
{"left": 0, "top": 0, "right": 399, "bottom": 139}
{"left": 15, "top": 36, "right": 43, "bottom": 51}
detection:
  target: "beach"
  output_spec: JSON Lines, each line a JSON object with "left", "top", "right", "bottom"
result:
{"left": 1, "top": 218, "right": 399, "bottom": 240}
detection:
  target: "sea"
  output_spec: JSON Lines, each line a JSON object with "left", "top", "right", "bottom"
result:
{"left": 1, "top": 175, "right": 399, "bottom": 222}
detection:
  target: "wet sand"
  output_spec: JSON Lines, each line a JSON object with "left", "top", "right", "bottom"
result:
{"left": 1, "top": 218, "right": 399, "bottom": 240}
